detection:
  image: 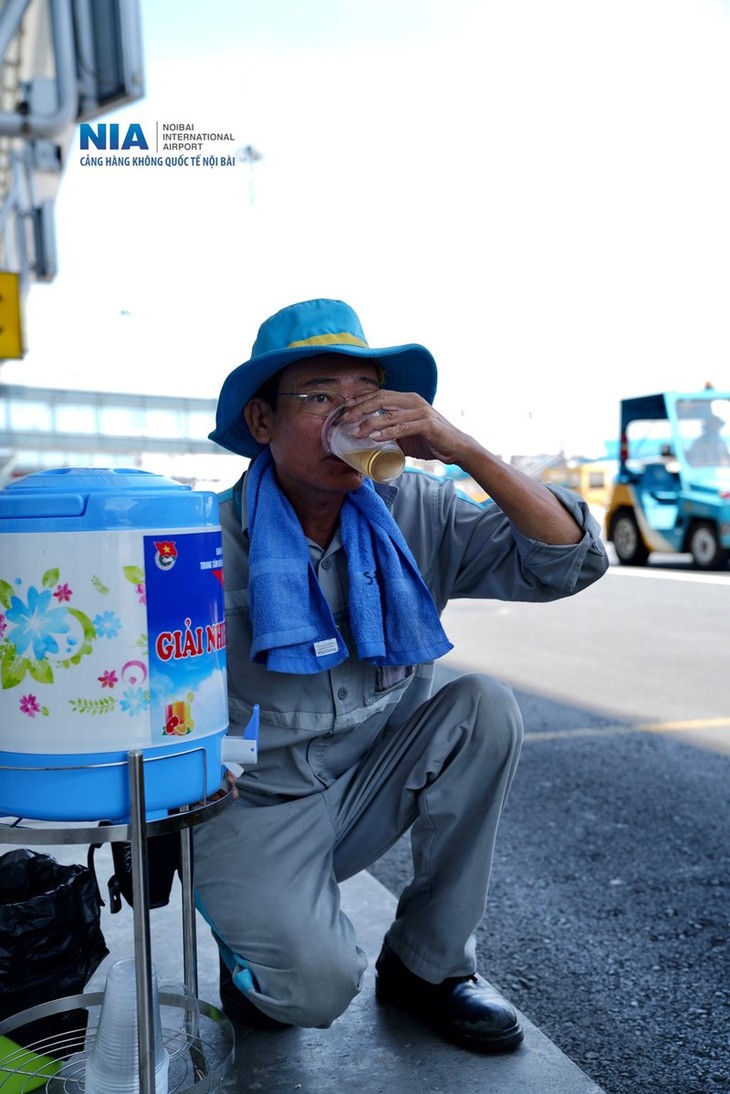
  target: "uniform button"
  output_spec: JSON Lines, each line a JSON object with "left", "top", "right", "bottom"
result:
{"left": 337, "top": 687, "right": 348, "bottom": 700}
{"left": 321, "top": 558, "right": 331, "bottom": 570}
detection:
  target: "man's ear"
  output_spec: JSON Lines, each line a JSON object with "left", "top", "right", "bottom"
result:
{"left": 243, "top": 398, "right": 273, "bottom": 446}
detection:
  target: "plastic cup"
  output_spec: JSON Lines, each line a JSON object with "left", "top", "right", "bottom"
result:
{"left": 84, "top": 959, "right": 169, "bottom": 1094}
{"left": 158, "top": 981, "right": 199, "bottom": 1063}
{"left": 322, "top": 405, "right": 405, "bottom": 483}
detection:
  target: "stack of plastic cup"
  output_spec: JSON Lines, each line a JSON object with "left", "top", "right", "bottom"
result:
{"left": 85, "top": 959, "right": 169, "bottom": 1094}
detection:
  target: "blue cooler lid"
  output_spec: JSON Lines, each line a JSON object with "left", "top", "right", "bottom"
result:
{"left": 0, "top": 467, "right": 219, "bottom": 532}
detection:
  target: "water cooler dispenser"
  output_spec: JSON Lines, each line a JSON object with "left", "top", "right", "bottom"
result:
{"left": 0, "top": 467, "right": 256, "bottom": 821}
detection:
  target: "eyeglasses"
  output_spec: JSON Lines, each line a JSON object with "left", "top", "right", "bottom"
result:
{"left": 277, "top": 390, "right": 375, "bottom": 418}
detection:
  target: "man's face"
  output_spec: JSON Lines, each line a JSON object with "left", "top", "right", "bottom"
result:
{"left": 248, "top": 355, "right": 382, "bottom": 501}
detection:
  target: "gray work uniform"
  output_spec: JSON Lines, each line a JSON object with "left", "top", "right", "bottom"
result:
{"left": 194, "top": 467, "right": 608, "bottom": 1027}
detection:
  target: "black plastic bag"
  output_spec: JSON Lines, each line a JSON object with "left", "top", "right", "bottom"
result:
{"left": 0, "top": 849, "right": 109, "bottom": 1048}
{"left": 88, "top": 823, "right": 182, "bottom": 913}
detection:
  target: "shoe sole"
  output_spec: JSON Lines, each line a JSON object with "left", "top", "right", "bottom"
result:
{"left": 439, "top": 1022, "right": 525, "bottom": 1054}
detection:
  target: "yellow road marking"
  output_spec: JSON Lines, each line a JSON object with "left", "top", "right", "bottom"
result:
{"left": 524, "top": 716, "right": 730, "bottom": 742}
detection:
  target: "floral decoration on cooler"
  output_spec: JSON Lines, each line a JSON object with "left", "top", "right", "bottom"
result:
{"left": 0, "top": 564, "right": 149, "bottom": 719}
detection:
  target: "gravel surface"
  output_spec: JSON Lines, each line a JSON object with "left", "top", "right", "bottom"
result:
{"left": 369, "top": 685, "right": 730, "bottom": 1094}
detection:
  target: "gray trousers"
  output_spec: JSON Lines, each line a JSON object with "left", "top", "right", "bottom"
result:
{"left": 193, "top": 673, "right": 523, "bottom": 1028}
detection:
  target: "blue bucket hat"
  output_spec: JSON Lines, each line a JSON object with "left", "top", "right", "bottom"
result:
{"left": 209, "top": 298, "right": 438, "bottom": 457}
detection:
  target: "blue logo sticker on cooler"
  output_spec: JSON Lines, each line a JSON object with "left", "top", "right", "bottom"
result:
{"left": 144, "top": 529, "right": 227, "bottom": 742}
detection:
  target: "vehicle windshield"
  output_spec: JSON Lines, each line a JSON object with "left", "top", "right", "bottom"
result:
{"left": 624, "top": 396, "right": 730, "bottom": 474}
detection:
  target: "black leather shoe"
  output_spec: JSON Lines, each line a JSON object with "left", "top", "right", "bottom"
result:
{"left": 219, "top": 956, "right": 293, "bottom": 1031}
{"left": 375, "top": 942, "right": 524, "bottom": 1053}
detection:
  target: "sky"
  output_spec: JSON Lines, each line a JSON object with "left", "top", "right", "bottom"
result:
{"left": 3, "top": 0, "right": 730, "bottom": 463}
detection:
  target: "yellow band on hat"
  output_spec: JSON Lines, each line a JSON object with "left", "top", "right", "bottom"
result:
{"left": 287, "top": 332, "right": 369, "bottom": 349}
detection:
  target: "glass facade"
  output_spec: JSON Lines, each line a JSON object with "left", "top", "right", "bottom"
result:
{"left": 0, "top": 385, "right": 241, "bottom": 486}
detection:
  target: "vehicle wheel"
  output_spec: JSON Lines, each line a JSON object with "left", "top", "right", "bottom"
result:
{"left": 688, "top": 521, "right": 730, "bottom": 570}
{"left": 612, "top": 512, "right": 649, "bottom": 565}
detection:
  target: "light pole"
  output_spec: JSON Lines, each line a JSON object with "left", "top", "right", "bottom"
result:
{"left": 236, "top": 144, "right": 263, "bottom": 206}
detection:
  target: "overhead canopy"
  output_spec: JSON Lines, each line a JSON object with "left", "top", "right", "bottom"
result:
{"left": 620, "top": 394, "right": 668, "bottom": 431}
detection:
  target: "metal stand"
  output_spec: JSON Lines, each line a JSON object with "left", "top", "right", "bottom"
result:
{"left": 0, "top": 752, "right": 233, "bottom": 1094}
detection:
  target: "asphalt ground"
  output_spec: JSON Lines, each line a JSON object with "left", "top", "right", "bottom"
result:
{"left": 369, "top": 665, "right": 730, "bottom": 1094}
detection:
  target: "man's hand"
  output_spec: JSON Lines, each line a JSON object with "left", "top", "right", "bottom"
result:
{"left": 342, "top": 390, "right": 473, "bottom": 465}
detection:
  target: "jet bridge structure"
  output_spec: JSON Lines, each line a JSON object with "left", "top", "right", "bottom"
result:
{"left": 0, "top": 0, "right": 144, "bottom": 319}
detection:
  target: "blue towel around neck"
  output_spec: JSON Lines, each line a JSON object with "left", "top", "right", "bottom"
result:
{"left": 246, "top": 449, "right": 452, "bottom": 674}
